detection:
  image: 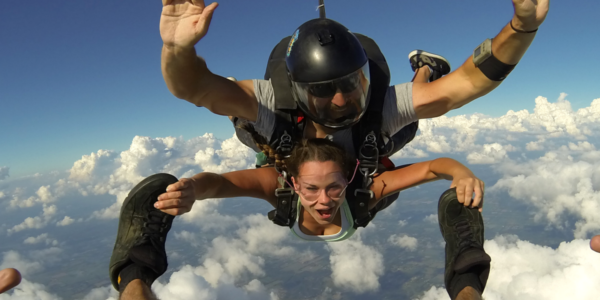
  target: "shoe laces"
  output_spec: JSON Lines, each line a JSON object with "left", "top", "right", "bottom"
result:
{"left": 454, "top": 219, "right": 479, "bottom": 253}
{"left": 141, "top": 209, "right": 170, "bottom": 243}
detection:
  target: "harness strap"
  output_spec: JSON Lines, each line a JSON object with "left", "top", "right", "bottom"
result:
{"left": 268, "top": 172, "right": 297, "bottom": 228}
{"left": 347, "top": 33, "right": 390, "bottom": 228}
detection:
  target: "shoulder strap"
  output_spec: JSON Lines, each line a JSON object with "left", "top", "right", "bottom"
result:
{"left": 351, "top": 33, "right": 390, "bottom": 154}
{"left": 348, "top": 33, "right": 391, "bottom": 228}
{"left": 264, "top": 37, "right": 306, "bottom": 227}
{"left": 264, "top": 36, "right": 303, "bottom": 158}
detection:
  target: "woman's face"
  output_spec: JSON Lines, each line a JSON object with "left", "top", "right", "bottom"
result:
{"left": 292, "top": 160, "right": 347, "bottom": 225}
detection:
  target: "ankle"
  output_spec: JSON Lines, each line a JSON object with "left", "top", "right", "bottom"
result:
{"left": 448, "top": 271, "right": 484, "bottom": 300}
{"left": 413, "top": 66, "right": 432, "bottom": 83}
{"left": 118, "top": 264, "right": 159, "bottom": 293}
{"left": 419, "top": 66, "right": 431, "bottom": 78}
{"left": 120, "top": 279, "right": 158, "bottom": 300}
{"left": 455, "top": 286, "right": 482, "bottom": 300}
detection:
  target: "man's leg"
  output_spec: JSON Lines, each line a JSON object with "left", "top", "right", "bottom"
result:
{"left": 409, "top": 50, "right": 451, "bottom": 83}
{"left": 120, "top": 279, "right": 159, "bottom": 300}
{"left": 438, "top": 188, "right": 491, "bottom": 300}
{"left": 109, "top": 173, "right": 179, "bottom": 300}
{"left": 412, "top": 66, "right": 432, "bottom": 83}
{"left": 456, "top": 286, "right": 483, "bottom": 300}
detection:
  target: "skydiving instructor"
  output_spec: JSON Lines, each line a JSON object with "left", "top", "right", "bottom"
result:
{"left": 160, "top": 0, "right": 549, "bottom": 138}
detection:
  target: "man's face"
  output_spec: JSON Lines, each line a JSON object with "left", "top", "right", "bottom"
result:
{"left": 309, "top": 87, "right": 362, "bottom": 123}
{"left": 291, "top": 62, "right": 371, "bottom": 129}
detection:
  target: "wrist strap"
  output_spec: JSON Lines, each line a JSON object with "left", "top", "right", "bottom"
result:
{"left": 510, "top": 20, "right": 538, "bottom": 33}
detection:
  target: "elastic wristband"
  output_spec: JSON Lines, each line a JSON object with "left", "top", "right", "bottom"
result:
{"left": 478, "top": 53, "right": 516, "bottom": 81}
{"left": 510, "top": 20, "right": 538, "bottom": 33}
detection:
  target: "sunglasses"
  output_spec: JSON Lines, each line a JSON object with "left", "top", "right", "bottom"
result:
{"left": 308, "top": 76, "right": 361, "bottom": 98}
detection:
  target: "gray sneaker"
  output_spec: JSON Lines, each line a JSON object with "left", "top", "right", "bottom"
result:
{"left": 108, "top": 173, "right": 178, "bottom": 290}
{"left": 438, "top": 188, "right": 490, "bottom": 297}
{"left": 409, "top": 50, "right": 451, "bottom": 81}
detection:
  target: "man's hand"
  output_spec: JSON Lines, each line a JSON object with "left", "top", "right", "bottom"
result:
{"left": 155, "top": 178, "right": 197, "bottom": 216}
{"left": 511, "top": 0, "right": 550, "bottom": 32}
{"left": 450, "top": 174, "right": 485, "bottom": 212}
{"left": 160, "top": 0, "right": 219, "bottom": 50}
{"left": 591, "top": 235, "right": 600, "bottom": 253}
{"left": 0, "top": 268, "right": 21, "bottom": 294}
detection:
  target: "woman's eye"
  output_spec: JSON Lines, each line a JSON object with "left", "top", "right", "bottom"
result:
{"left": 306, "top": 187, "right": 318, "bottom": 191}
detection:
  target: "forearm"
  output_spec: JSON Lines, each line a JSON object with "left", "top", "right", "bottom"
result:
{"left": 447, "top": 19, "right": 538, "bottom": 110}
{"left": 161, "top": 45, "right": 212, "bottom": 103}
{"left": 428, "top": 158, "right": 474, "bottom": 181}
{"left": 189, "top": 169, "right": 276, "bottom": 201}
{"left": 189, "top": 172, "right": 227, "bottom": 200}
{"left": 493, "top": 17, "right": 537, "bottom": 65}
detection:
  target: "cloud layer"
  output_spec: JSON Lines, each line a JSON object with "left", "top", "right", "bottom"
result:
{"left": 1, "top": 94, "right": 599, "bottom": 299}
{"left": 416, "top": 235, "right": 600, "bottom": 300}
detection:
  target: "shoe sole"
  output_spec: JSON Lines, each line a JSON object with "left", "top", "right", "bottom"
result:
{"left": 108, "top": 173, "right": 178, "bottom": 290}
{"left": 408, "top": 50, "right": 452, "bottom": 72}
{"left": 408, "top": 50, "right": 448, "bottom": 63}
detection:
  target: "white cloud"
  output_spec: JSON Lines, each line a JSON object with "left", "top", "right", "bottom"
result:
{"left": 83, "top": 134, "right": 255, "bottom": 220}
{"left": 491, "top": 148, "right": 600, "bottom": 238}
{"left": 0, "top": 279, "right": 61, "bottom": 300}
{"left": 152, "top": 265, "right": 278, "bottom": 300}
{"left": 55, "top": 216, "right": 75, "bottom": 227}
{"left": 69, "top": 149, "right": 119, "bottom": 182}
{"left": 8, "top": 205, "right": 57, "bottom": 234}
{"left": 416, "top": 235, "right": 600, "bottom": 300}
{"left": 0, "top": 166, "right": 9, "bottom": 180}
{"left": 170, "top": 213, "right": 299, "bottom": 296}
{"left": 327, "top": 234, "right": 384, "bottom": 293}
{"left": 88, "top": 214, "right": 288, "bottom": 300}
{"left": 466, "top": 143, "right": 509, "bottom": 164}
{"left": 414, "top": 286, "right": 449, "bottom": 300}
{"left": 81, "top": 285, "right": 118, "bottom": 300}
{"left": 424, "top": 214, "right": 437, "bottom": 224}
{"left": 526, "top": 138, "right": 545, "bottom": 151}
{"left": 9, "top": 196, "right": 38, "bottom": 208}
{"left": 2, "top": 93, "right": 600, "bottom": 299}
{"left": 23, "top": 233, "right": 58, "bottom": 246}
{"left": 35, "top": 186, "right": 53, "bottom": 203}
{"left": 0, "top": 251, "right": 42, "bottom": 276}
{"left": 390, "top": 94, "right": 600, "bottom": 165}
{"left": 388, "top": 234, "right": 418, "bottom": 251}
{"left": 483, "top": 235, "right": 600, "bottom": 299}
{"left": 28, "top": 247, "right": 62, "bottom": 265}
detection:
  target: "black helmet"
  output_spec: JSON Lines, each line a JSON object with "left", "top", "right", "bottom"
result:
{"left": 286, "top": 18, "right": 370, "bottom": 129}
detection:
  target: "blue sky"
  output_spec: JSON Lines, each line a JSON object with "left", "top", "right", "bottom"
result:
{"left": 1, "top": 0, "right": 599, "bottom": 178}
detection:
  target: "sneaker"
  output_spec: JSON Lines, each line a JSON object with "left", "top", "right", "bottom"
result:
{"left": 409, "top": 50, "right": 451, "bottom": 81}
{"left": 438, "top": 188, "right": 491, "bottom": 297}
{"left": 108, "top": 173, "right": 178, "bottom": 290}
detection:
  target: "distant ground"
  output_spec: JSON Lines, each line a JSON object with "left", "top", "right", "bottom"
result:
{"left": 0, "top": 162, "right": 575, "bottom": 299}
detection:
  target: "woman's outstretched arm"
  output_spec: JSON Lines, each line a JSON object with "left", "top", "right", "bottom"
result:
{"left": 371, "top": 158, "right": 484, "bottom": 211}
{"left": 155, "top": 167, "right": 280, "bottom": 216}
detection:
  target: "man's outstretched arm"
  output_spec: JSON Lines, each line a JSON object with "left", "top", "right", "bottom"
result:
{"left": 160, "top": 0, "right": 258, "bottom": 121}
{"left": 412, "top": 0, "right": 550, "bottom": 119}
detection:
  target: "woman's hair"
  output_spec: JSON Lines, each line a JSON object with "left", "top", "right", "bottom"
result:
{"left": 239, "top": 124, "right": 353, "bottom": 178}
